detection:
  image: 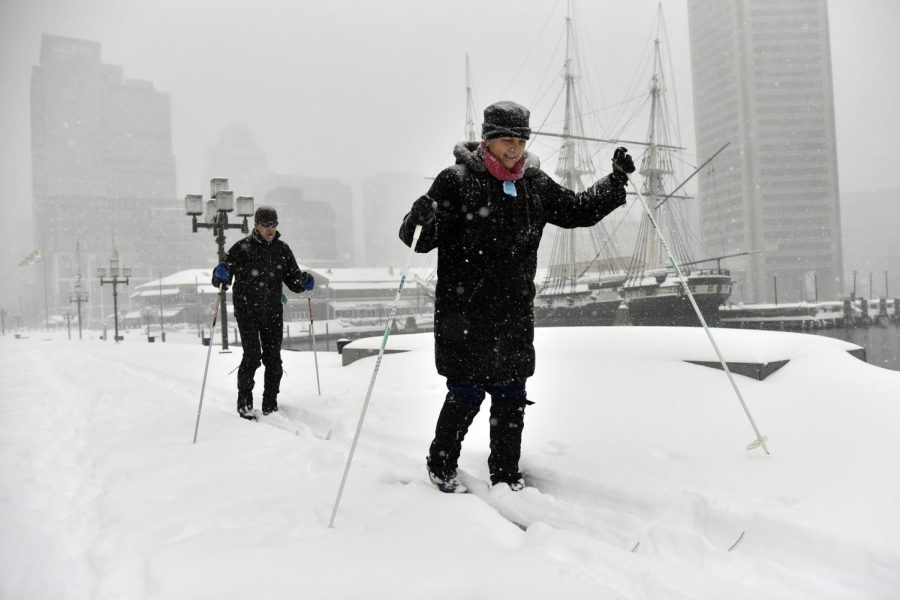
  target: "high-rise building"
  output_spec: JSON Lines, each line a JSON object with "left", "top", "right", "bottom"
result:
{"left": 687, "top": 0, "right": 843, "bottom": 303}
{"left": 264, "top": 186, "right": 338, "bottom": 266}
{"left": 205, "top": 125, "right": 355, "bottom": 267}
{"left": 30, "top": 34, "right": 200, "bottom": 323}
{"left": 285, "top": 175, "right": 354, "bottom": 266}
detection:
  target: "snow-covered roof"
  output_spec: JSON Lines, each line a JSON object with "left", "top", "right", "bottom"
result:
{"left": 121, "top": 308, "right": 183, "bottom": 318}
{"left": 134, "top": 268, "right": 214, "bottom": 290}
{"left": 328, "top": 281, "right": 424, "bottom": 291}
{"left": 306, "top": 266, "right": 431, "bottom": 285}
{"left": 134, "top": 266, "right": 433, "bottom": 292}
{"left": 131, "top": 288, "right": 180, "bottom": 299}
{"left": 329, "top": 299, "right": 417, "bottom": 310}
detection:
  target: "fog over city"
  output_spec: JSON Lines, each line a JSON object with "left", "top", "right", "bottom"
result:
{"left": 1, "top": 0, "right": 898, "bottom": 313}
{"left": 4, "top": 4, "right": 900, "bottom": 596}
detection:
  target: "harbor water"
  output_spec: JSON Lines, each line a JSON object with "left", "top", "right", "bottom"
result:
{"left": 811, "top": 323, "right": 900, "bottom": 371}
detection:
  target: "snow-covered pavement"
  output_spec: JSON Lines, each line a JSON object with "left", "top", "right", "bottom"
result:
{"left": 2, "top": 326, "right": 898, "bottom": 599}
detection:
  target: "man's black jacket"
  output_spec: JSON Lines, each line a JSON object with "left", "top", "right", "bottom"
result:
{"left": 211, "top": 229, "right": 312, "bottom": 319}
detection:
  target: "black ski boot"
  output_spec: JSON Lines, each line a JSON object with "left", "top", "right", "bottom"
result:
{"left": 237, "top": 391, "right": 255, "bottom": 420}
{"left": 426, "top": 457, "right": 466, "bottom": 494}
{"left": 488, "top": 401, "right": 526, "bottom": 491}
{"left": 426, "top": 396, "right": 481, "bottom": 493}
{"left": 261, "top": 393, "right": 278, "bottom": 416}
{"left": 262, "top": 362, "right": 282, "bottom": 415}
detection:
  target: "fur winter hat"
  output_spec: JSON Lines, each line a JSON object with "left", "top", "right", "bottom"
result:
{"left": 254, "top": 205, "right": 278, "bottom": 224}
{"left": 481, "top": 101, "right": 531, "bottom": 140}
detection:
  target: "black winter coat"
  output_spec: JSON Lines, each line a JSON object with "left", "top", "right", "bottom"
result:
{"left": 211, "top": 229, "right": 312, "bottom": 320}
{"left": 400, "top": 142, "right": 626, "bottom": 384}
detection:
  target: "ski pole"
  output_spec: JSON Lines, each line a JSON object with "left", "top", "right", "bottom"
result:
{"left": 329, "top": 225, "right": 423, "bottom": 528}
{"left": 193, "top": 284, "right": 224, "bottom": 444}
{"left": 307, "top": 292, "right": 321, "bottom": 395}
{"left": 622, "top": 168, "right": 770, "bottom": 454}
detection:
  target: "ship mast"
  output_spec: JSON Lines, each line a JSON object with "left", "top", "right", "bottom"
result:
{"left": 464, "top": 53, "right": 478, "bottom": 143}
{"left": 555, "top": 8, "right": 587, "bottom": 191}
{"left": 635, "top": 12, "right": 678, "bottom": 273}
{"left": 549, "top": 0, "right": 597, "bottom": 292}
{"left": 558, "top": 7, "right": 578, "bottom": 291}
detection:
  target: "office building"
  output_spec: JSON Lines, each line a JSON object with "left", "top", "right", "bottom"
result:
{"left": 31, "top": 34, "right": 200, "bottom": 323}
{"left": 687, "top": 0, "right": 842, "bottom": 303}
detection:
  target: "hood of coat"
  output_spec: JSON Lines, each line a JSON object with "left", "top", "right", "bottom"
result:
{"left": 452, "top": 141, "right": 542, "bottom": 178}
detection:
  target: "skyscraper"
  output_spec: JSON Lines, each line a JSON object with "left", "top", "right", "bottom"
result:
{"left": 205, "top": 125, "right": 355, "bottom": 267}
{"left": 687, "top": 0, "right": 842, "bottom": 303}
{"left": 31, "top": 34, "right": 198, "bottom": 322}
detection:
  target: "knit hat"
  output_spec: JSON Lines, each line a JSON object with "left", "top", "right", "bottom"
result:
{"left": 254, "top": 205, "right": 278, "bottom": 224}
{"left": 481, "top": 101, "right": 531, "bottom": 140}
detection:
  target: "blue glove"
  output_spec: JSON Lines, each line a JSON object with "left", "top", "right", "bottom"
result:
{"left": 214, "top": 264, "right": 230, "bottom": 285}
{"left": 302, "top": 274, "right": 315, "bottom": 292}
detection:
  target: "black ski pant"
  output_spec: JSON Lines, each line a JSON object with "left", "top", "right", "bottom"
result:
{"left": 428, "top": 379, "right": 529, "bottom": 484}
{"left": 235, "top": 310, "right": 284, "bottom": 410}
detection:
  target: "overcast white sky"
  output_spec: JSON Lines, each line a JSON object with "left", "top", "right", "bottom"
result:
{"left": 0, "top": 0, "right": 898, "bottom": 276}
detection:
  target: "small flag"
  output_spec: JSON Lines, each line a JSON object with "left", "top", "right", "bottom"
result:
{"left": 18, "top": 249, "right": 42, "bottom": 267}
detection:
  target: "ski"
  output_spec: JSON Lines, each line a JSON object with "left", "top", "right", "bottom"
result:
{"left": 455, "top": 470, "right": 529, "bottom": 531}
{"left": 240, "top": 408, "right": 331, "bottom": 440}
{"left": 445, "top": 470, "right": 747, "bottom": 553}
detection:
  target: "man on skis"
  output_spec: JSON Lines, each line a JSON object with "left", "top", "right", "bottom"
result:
{"left": 211, "top": 205, "right": 315, "bottom": 419}
{"left": 399, "top": 100, "right": 634, "bottom": 493}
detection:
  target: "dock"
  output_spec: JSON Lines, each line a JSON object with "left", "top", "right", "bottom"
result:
{"left": 719, "top": 298, "right": 898, "bottom": 331}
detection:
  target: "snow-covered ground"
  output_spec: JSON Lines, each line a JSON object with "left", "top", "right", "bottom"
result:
{"left": 2, "top": 326, "right": 898, "bottom": 599}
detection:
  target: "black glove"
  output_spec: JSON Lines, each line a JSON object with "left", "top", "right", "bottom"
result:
{"left": 610, "top": 146, "right": 635, "bottom": 186}
{"left": 408, "top": 196, "right": 435, "bottom": 226}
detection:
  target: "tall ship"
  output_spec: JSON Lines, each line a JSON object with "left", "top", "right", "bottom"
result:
{"left": 444, "top": 3, "right": 733, "bottom": 328}
{"left": 528, "top": 2, "right": 733, "bottom": 327}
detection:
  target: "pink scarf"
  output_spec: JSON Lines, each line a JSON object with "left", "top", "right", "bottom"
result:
{"left": 479, "top": 142, "right": 526, "bottom": 181}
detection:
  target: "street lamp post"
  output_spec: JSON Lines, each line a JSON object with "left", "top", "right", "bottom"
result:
{"left": 144, "top": 308, "right": 152, "bottom": 337}
{"left": 185, "top": 178, "right": 254, "bottom": 352}
{"left": 158, "top": 271, "right": 166, "bottom": 342}
{"left": 97, "top": 246, "right": 131, "bottom": 343}
{"left": 70, "top": 275, "right": 88, "bottom": 340}
{"left": 64, "top": 309, "right": 74, "bottom": 340}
